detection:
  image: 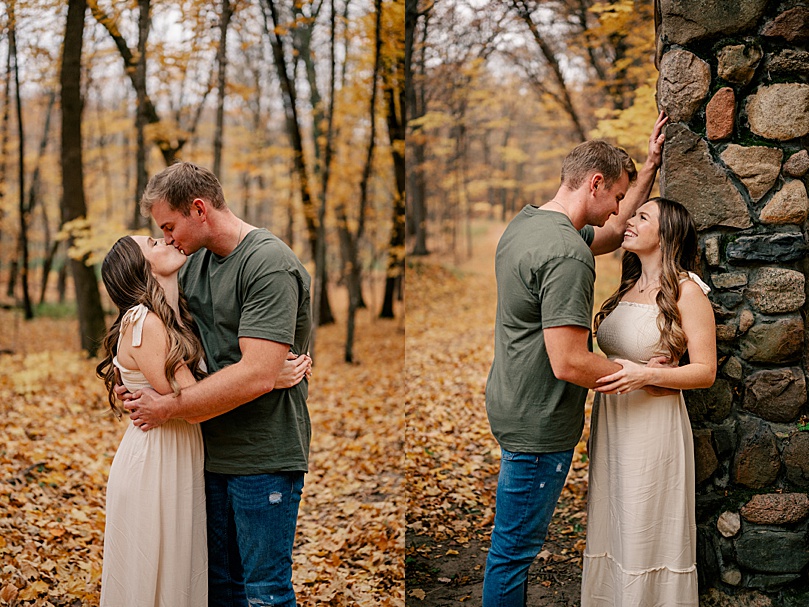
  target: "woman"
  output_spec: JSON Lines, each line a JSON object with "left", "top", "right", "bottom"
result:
{"left": 96, "top": 235, "right": 208, "bottom": 606}
{"left": 581, "top": 198, "right": 716, "bottom": 606}
{"left": 96, "top": 235, "right": 310, "bottom": 605}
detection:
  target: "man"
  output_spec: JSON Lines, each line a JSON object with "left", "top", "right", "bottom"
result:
{"left": 126, "top": 162, "right": 311, "bottom": 606}
{"left": 482, "top": 113, "right": 669, "bottom": 606}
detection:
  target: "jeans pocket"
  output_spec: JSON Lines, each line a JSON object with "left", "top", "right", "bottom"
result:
{"left": 501, "top": 447, "right": 518, "bottom": 462}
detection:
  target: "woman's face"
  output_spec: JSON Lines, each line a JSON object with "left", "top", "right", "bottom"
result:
{"left": 622, "top": 200, "right": 660, "bottom": 253}
{"left": 132, "top": 235, "right": 187, "bottom": 278}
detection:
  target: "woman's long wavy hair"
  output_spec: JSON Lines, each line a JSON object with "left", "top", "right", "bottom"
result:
{"left": 594, "top": 197, "right": 699, "bottom": 362}
{"left": 95, "top": 236, "right": 206, "bottom": 419}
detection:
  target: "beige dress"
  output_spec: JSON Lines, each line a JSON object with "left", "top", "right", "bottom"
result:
{"left": 582, "top": 283, "right": 704, "bottom": 606}
{"left": 101, "top": 304, "right": 207, "bottom": 606}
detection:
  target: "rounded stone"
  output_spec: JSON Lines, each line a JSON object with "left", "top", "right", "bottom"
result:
{"left": 686, "top": 379, "right": 733, "bottom": 423}
{"left": 739, "top": 310, "right": 754, "bottom": 334}
{"left": 746, "top": 84, "right": 809, "bottom": 141}
{"left": 720, "top": 566, "right": 742, "bottom": 586}
{"left": 783, "top": 150, "right": 809, "bottom": 177}
{"left": 743, "top": 367, "right": 807, "bottom": 423}
{"left": 765, "top": 49, "right": 809, "bottom": 76}
{"left": 739, "top": 315, "right": 804, "bottom": 363}
{"left": 702, "top": 588, "right": 775, "bottom": 607}
{"left": 658, "top": 0, "right": 769, "bottom": 45}
{"left": 694, "top": 429, "right": 720, "bottom": 483}
{"left": 759, "top": 180, "right": 809, "bottom": 225}
{"left": 717, "top": 44, "right": 763, "bottom": 85}
{"left": 762, "top": 6, "right": 809, "bottom": 43}
{"left": 657, "top": 50, "right": 711, "bottom": 123}
{"left": 711, "top": 272, "right": 748, "bottom": 290}
{"left": 704, "top": 236, "right": 721, "bottom": 266}
{"left": 740, "top": 493, "right": 809, "bottom": 525}
{"left": 747, "top": 267, "right": 805, "bottom": 314}
{"left": 660, "top": 124, "right": 751, "bottom": 230}
{"left": 783, "top": 432, "right": 809, "bottom": 486}
{"left": 733, "top": 420, "right": 781, "bottom": 489}
{"left": 706, "top": 88, "right": 735, "bottom": 140}
{"left": 726, "top": 233, "right": 808, "bottom": 263}
{"left": 735, "top": 528, "right": 809, "bottom": 573}
{"left": 716, "top": 323, "right": 737, "bottom": 341}
{"left": 722, "top": 356, "right": 743, "bottom": 380}
{"left": 717, "top": 511, "right": 741, "bottom": 537}
{"left": 720, "top": 144, "right": 783, "bottom": 202}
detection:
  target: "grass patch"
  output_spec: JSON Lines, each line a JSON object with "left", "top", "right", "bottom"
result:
{"left": 36, "top": 301, "right": 78, "bottom": 319}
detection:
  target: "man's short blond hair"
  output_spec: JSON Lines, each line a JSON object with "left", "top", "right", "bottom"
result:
{"left": 560, "top": 140, "right": 637, "bottom": 190}
{"left": 140, "top": 162, "right": 226, "bottom": 217}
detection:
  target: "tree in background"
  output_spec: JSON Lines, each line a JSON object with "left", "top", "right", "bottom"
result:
{"left": 0, "top": 0, "right": 399, "bottom": 360}
{"left": 60, "top": 0, "right": 106, "bottom": 356}
{"left": 380, "top": 0, "right": 405, "bottom": 319}
{"left": 410, "top": 0, "right": 658, "bottom": 257}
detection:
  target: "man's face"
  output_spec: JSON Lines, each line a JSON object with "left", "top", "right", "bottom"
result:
{"left": 150, "top": 199, "right": 204, "bottom": 256}
{"left": 591, "top": 172, "right": 629, "bottom": 227}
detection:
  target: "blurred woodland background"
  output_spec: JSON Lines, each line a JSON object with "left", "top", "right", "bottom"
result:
{"left": 1, "top": 0, "right": 405, "bottom": 361}
{"left": 406, "top": 0, "right": 660, "bottom": 260}
{"left": 1, "top": 0, "right": 404, "bottom": 604}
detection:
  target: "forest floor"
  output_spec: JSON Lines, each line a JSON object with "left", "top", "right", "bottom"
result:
{"left": 0, "top": 284, "right": 404, "bottom": 606}
{"left": 405, "top": 220, "right": 622, "bottom": 607}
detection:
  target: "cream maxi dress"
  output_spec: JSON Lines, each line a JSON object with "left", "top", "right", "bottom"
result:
{"left": 100, "top": 304, "right": 207, "bottom": 606}
{"left": 581, "top": 276, "right": 709, "bottom": 607}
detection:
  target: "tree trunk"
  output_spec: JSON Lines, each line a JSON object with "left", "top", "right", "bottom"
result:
{"left": 341, "top": 0, "right": 382, "bottom": 362}
{"left": 213, "top": 0, "right": 232, "bottom": 179}
{"left": 0, "top": 26, "right": 10, "bottom": 256}
{"left": 27, "top": 92, "right": 57, "bottom": 304}
{"left": 9, "top": 2, "right": 33, "bottom": 319}
{"left": 61, "top": 0, "right": 106, "bottom": 356}
{"left": 40, "top": 240, "right": 59, "bottom": 306}
{"left": 132, "top": 0, "right": 151, "bottom": 230}
{"left": 408, "top": 3, "right": 429, "bottom": 255}
{"left": 380, "top": 70, "right": 406, "bottom": 319}
{"left": 261, "top": 0, "right": 335, "bottom": 325}
{"left": 309, "top": 0, "right": 339, "bottom": 358}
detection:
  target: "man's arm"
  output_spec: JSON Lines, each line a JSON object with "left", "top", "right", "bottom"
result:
{"left": 545, "top": 325, "right": 678, "bottom": 395}
{"left": 544, "top": 325, "right": 622, "bottom": 388}
{"left": 590, "top": 111, "right": 668, "bottom": 256}
{"left": 128, "top": 337, "right": 292, "bottom": 430}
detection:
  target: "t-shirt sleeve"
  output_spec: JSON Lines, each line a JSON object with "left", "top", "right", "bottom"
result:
{"left": 538, "top": 257, "right": 594, "bottom": 330}
{"left": 238, "top": 263, "right": 299, "bottom": 347}
{"left": 579, "top": 225, "right": 595, "bottom": 246}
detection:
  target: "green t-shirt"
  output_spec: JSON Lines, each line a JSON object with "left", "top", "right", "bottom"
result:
{"left": 486, "top": 205, "right": 596, "bottom": 453}
{"left": 180, "top": 229, "right": 312, "bottom": 474}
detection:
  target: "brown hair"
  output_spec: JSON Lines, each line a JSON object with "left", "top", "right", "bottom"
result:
{"left": 560, "top": 140, "right": 637, "bottom": 190}
{"left": 95, "top": 236, "right": 206, "bottom": 419}
{"left": 594, "top": 197, "right": 699, "bottom": 362}
{"left": 140, "top": 162, "right": 226, "bottom": 217}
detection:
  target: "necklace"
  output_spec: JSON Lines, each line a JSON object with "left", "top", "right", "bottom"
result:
{"left": 637, "top": 277, "right": 660, "bottom": 293}
{"left": 237, "top": 220, "right": 244, "bottom": 246}
{"left": 546, "top": 199, "right": 568, "bottom": 214}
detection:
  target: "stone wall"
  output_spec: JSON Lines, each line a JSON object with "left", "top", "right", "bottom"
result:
{"left": 655, "top": 0, "right": 809, "bottom": 603}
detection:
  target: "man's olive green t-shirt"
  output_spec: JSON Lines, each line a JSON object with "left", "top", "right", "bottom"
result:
{"left": 180, "top": 229, "right": 312, "bottom": 474}
{"left": 486, "top": 206, "right": 595, "bottom": 453}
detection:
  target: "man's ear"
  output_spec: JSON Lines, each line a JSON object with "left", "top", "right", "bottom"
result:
{"left": 191, "top": 198, "right": 207, "bottom": 219}
{"left": 590, "top": 173, "right": 604, "bottom": 193}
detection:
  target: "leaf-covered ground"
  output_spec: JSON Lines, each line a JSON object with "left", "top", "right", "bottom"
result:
{"left": 405, "top": 222, "right": 621, "bottom": 606}
{"left": 0, "top": 290, "right": 404, "bottom": 606}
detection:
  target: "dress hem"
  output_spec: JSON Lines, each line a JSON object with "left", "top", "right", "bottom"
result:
{"left": 583, "top": 552, "right": 696, "bottom": 576}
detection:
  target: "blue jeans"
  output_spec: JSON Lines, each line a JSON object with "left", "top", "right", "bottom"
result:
{"left": 206, "top": 470, "right": 305, "bottom": 607}
{"left": 482, "top": 448, "right": 574, "bottom": 607}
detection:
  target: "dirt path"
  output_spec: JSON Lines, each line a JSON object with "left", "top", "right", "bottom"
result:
{"left": 405, "top": 221, "right": 595, "bottom": 606}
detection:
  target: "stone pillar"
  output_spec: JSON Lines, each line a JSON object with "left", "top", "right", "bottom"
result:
{"left": 656, "top": 0, "right": 809, "bottom": 601}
